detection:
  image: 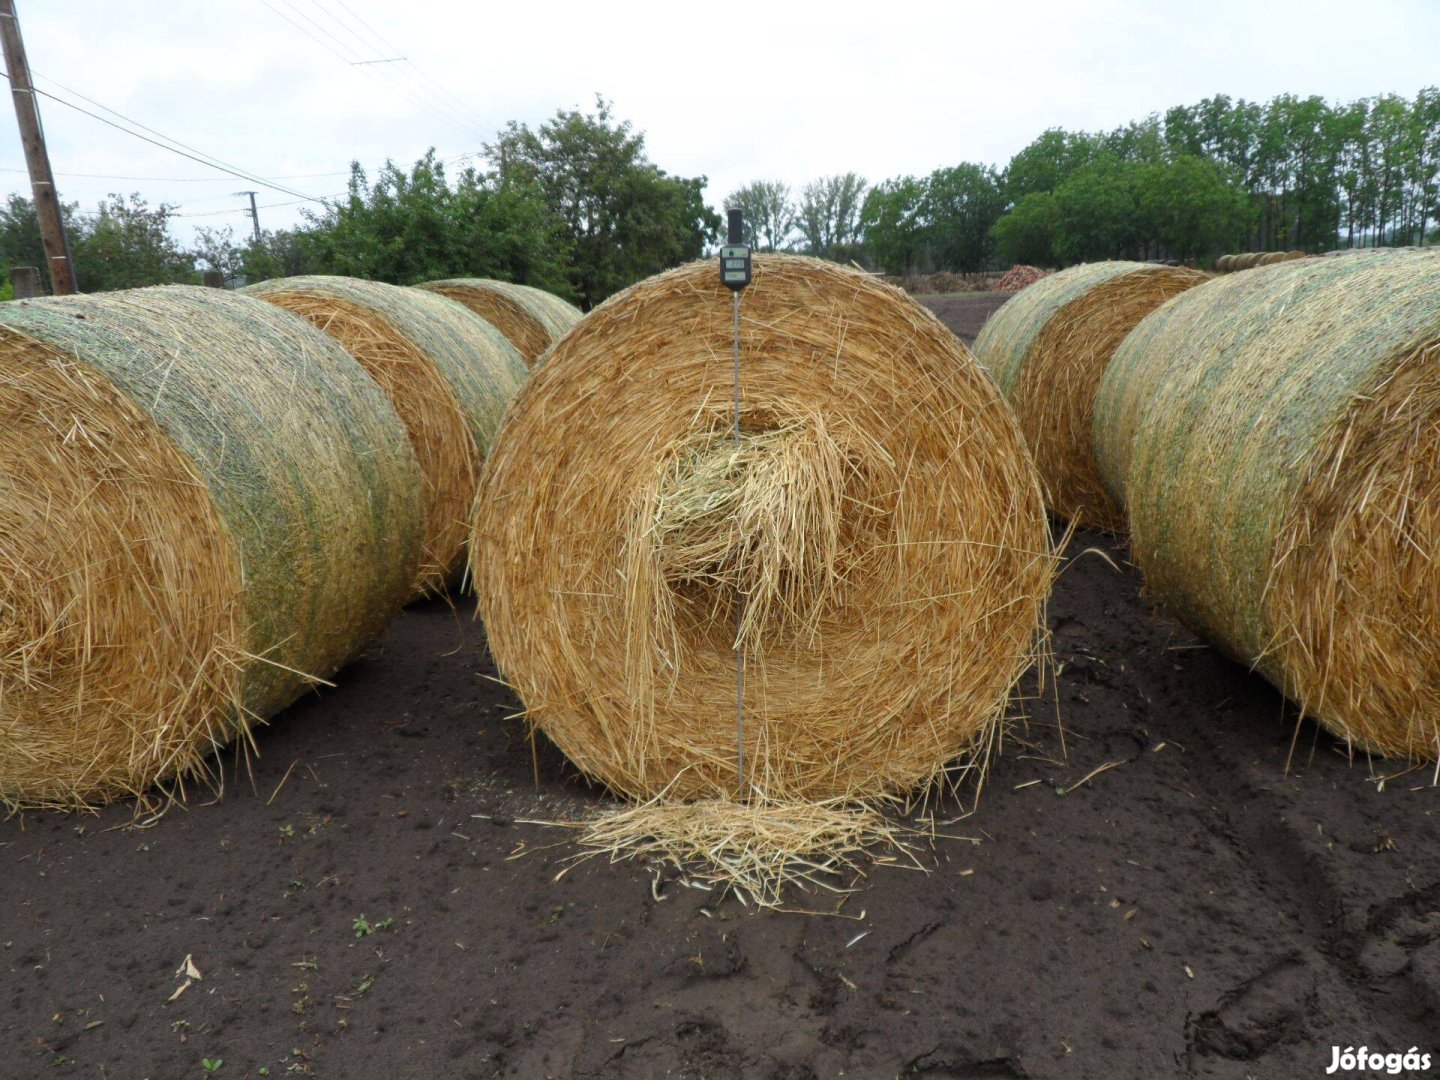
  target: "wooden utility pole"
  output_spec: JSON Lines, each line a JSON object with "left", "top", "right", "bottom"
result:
{"left": 235, "top": 190, "right": 261, "bottom": 242}
{"left": 0, "top": 0, "right": 75, "bottom": 294}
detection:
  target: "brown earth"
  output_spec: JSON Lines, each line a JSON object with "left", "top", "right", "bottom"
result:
{"left": 2, "top": 292, "right": 1436, "bottom": 1080}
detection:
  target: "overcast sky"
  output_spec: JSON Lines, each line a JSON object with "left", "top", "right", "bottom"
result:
{"left": 5, "top": 0, "right": 1439, "bottom": 244}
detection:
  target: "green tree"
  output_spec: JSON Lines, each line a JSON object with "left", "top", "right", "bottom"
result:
{"left": 991, "top": 191, "right": 1058, "bottom": 266}
{"left": 239, "top": 228, "right": 315, "bottom": 284}
{"left": 0, "top": 192, "right": 80, "bottom": 289}
{"left": 1333, "top": 98, "right": 1371, "bottom": 248}
{"left": 923, "top": 163, "right": 1005, "bottom": 271}
{"left": 71, "top": 194, "right": 194, "bottom": 292}
{"left": 190, "top": 225, "right": 243, "bottom": 285}
{"left": 296, "top": 150, "right": 572, "bottom": 295}
{"left": 1101, "top": 115, "right": 1166, "bottom": 163}
{"left": 1049, "top": 157, "right": 1143, "bottom": 263}
{"left": 860, "top": 176, "right": 927, "bottom": 274}
{"left": 489, "top": 97, "right": 718, "bottom": 308}
{"left": 1413, "top": 86, "right": 1440, "bottom": 244}
{"left": 724, "top": 180, "right": 794, "bottom": 251}
{"left": 1135, "top": 155, "right": 1250, "bottom": 261}
{"left": 1002, "top": 128, "right": 1101, "bottom": 201}
{"left": 450, "top": 166, "right": 574, "bottom": 294}
{"left": 796, "top": 173, "right": 868, "bottom": 261}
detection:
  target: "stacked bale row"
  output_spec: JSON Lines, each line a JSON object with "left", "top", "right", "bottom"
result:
{"left": 415, "top": 278, "right": 581, "bottom": 367}
{"left": 472, "top": 255, "right": 1054, "bottom": 807}
{"left": 1095, "top": 249, "right": 1440, "bottom": 759}
{"left": 244, "top": 277, "right": 527, "bottom": 593}
{"left": 1214, "top": 251, "right": 1309, "bottom": 272}
{"left": 0, "top": 287, "right": 421, "bottom": 808}
{"left": 972, "top": 261, "right": 1208, "bottom": 531}
{"left": 1, "top": 274, "right": 567, "bottom": 808}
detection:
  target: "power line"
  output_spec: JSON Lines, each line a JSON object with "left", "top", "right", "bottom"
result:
{"left": 329, "top": 0, "right": 486, "bottom": 126}
{"left": 0, "top": 69, "right": 328, "bottom": 204}
{"left": 0, "top": 150, "right": 482, "bottom": 206}
{"left": 302, "top": 0, "right": 481, "bottom": 135}
{"left": 304, "top": 0, "right": 489, "bottom": 144}
{"left": 27, "top": 87, "right": 323, "bottom": 202}
{"left": 25, "top": 71, "right": 322, "bottom": 201}
{"left": 174, "top": 193, "right": 346, "bottom": 218}
{"left": 0, "top": 165, "right": 351, "bottom": 182}
{"left": 256, "top": 0, "right": 487, "bottom": 147}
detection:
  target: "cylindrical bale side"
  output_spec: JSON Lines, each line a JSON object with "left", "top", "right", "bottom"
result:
{"left": 245, "top": 275, "right": 526, "bottom": 592}
{"left": 1215, "top": 255, "right": 1235, "bottom": 273}
{"left": 971, "top": 261, "right": 1208, "bottom": 532}
{"left": 1094, "top": 249, "right": 1440, "bottom": 757}
{"left": 472, "top": 255, "right": 1054, "bottom": 803}
{"left": 414, "top": 278, "right": 581, "bottom": 367}
{"left": 0, "top": 286, "right": 422, "bottom": 808}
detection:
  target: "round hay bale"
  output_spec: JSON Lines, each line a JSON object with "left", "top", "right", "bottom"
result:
{"left": 971, "top": 261, "right": 1208, "bottom": 532}
{"left": 1094, "top": 249, "right": 1440, "bottom": 758}
{"left": 414, "top": 278, "right": 581, "bottom": 367}
{"left": 473, "top": 255, "right": 1053, "bottom": 803}
{"left": 1259, "top": 251, "right": 1287, "bottom": 266}
{"left": 1285, "top": 249, "right": 1308, "bottom": 261}
{"left": 0, "top": 286, "right": 422, "bottom": 808}
{"left": 244, "top": 275, "right": 526, "bottom": 592}
{"left": 1215, "top": 254, "right": 1235, "bottom": 273}
{"left": 1234, "top": 252, "right": 1261, "bottom": 270}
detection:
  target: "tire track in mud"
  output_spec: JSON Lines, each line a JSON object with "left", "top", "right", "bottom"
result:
{"left": 1148, "top": 663, "right": 1440, "bottom": 1060}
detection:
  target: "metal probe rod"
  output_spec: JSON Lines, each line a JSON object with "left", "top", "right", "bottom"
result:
{"left": 732, "top": 284, "right": 745, "bottom": 799}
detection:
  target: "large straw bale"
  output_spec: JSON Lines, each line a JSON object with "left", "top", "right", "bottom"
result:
{"left": 472, "top": 255, "right": 1053, "bottom": 804}
{"left": 0, "top": 286, "right": 422, "bottom": 807}
{"left": 1094, "top": 249, "right": 1440, "bottom": 757}
{"left": 244, "top": 275, "right": 526, "bottom": 592}
{"left": 414, "top": 278, "right": 581, "bottom": 366}
{"left": 972, "top": 261, "right": 1207, "bottom": 531}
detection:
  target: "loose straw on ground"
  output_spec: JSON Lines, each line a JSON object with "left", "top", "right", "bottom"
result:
{"left": 245, "top": 275, "right": 526, "bottom": 593}
{"left": 414, "top": 278, "right": 581, "bottom": 367}
{"left": 472, "top": 255, "right": 1054, "bottom": 899}
{"left": 0, "top": 286, "right": 422, "bottom": 809}
{"left": 1094, "top": 249, "right": 1440, "bottom": 759}
{"left": 973, "top": 261, "right": 1207, "bottom": 532}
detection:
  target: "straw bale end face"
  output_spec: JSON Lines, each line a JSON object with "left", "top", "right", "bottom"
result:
{"left": 0, "top": 286, "right": 422, "bottom": 809}
{"left": 972, "top": 261, "right": 1208, "bottom": 533}
{"left": 473, "top": 255, "right": 1053, "bottom": 804}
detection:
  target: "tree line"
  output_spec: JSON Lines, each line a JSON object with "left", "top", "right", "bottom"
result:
{"left": 2, "top": 90, "right": 1436, "bottom": 301}
{"left": 730, "top": 88, "right": 1440, "bottom": 273}
{"left": 0, "top": 98, "right": 716, "bottom": 308}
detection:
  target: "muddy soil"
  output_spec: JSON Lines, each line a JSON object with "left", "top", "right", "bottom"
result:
{"left": 1, "top": 292, "right": 1435, "bottom": 1080}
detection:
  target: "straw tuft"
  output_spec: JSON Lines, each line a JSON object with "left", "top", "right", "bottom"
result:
{"left": 1095, "top": 249, "right": 1440, "bottom": 758}
{"left": 0, "top": 286, "right": 421, "bottom": 808}
{"left": 973, "top": 261, "right": 1208, "bottom": 532}
{"left": 245, "top": 275, "right": 526, "bottom": 592}
{"left": 564, "top": 797, "right": 915, "bottom": 909}
{"left": 414, "top": 278, "right": 581, "bottom": 367}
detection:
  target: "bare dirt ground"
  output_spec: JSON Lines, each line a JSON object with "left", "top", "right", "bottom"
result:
{"left": 2, "top": 292, "right": 1436, "bottom": 1080}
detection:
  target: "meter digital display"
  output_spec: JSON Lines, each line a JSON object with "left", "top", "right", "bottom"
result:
{"left": 720, "top": 245, "right": 751, "bottom": 290}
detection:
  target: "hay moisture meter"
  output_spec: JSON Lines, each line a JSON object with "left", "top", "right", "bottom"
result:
{"left": 720, "top": 208, "right": 751, "bottom": 291}
{"left": 722, "top": 207, "right": 750, "bottom": 797}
